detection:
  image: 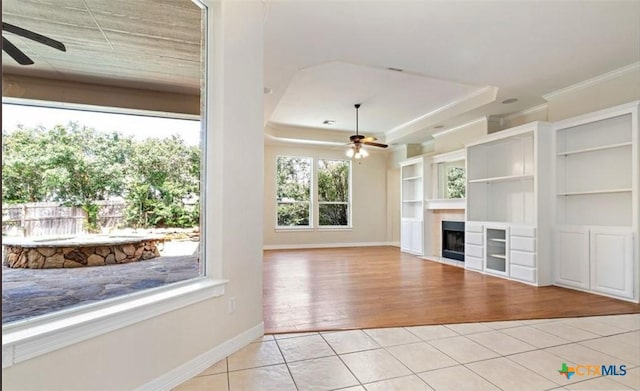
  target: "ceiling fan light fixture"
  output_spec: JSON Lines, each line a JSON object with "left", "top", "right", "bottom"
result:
{"left": 345, "top": 103, "right": 387, "bottom": 159}
{"left": 346, "top": 144, "right": 368, "bottom": 159}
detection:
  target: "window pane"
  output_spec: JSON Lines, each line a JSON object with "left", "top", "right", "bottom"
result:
{"left": 318, "top": 160, "right": 349, "bottom": 202}
{"left": 1, "top": 106, "right": 203, "bottom": 324}
{"left": 447, "top": 166, "right": 466, "bottom": 198}
{"left": 276, "top": 157, "right": 311, "bottom": 202}
{"left": 319, "top": 203, "right": 348, "bottom": 226}
{"left": 277, "top": 202, "right": 310, "bottom": 226}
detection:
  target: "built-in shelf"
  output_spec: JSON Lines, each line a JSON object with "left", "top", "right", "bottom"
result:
{"left": 468, "top": 174, "right": 534, "bottom": 184}
{"left": 557, "top": 188, "right": 632, "bottom": 196}
{"left": 557, "top": 142, "right": 632, "bottom": 156}
{"left": 401, "top": 157, "right": 426, "bottom": 253}
{"left": 552, "top": 102, "right": 639, "bottom": 302}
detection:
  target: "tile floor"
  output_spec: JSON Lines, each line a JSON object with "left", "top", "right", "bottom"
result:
{"left": 175, "top": 314, "right": 640, "bottom": 391}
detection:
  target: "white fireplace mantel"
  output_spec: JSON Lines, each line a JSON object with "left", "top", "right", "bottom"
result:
{"left": 425, "top": 198, "right": 465, "bottom": 210}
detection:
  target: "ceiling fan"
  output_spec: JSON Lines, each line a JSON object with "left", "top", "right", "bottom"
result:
{"left": 2, "top": 22, "right": 66, "bottom": 65}
{"left": 346, "top": 103, "right": 388, "bottom": 159}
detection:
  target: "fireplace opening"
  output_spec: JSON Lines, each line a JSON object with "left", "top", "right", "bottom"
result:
{"left": 442, "top": 221, "right": 465, "bottom": 261}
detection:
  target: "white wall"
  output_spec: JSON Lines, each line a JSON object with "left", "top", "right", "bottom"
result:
{"left": 545, "top": 63, "right": 640, "bottom": 121}
{"left": 2, "top": 2, "right": 264, "bottom": 390}
{"left": 433, "top": 118, "right": 488, "bottom": 154}
{"left": 264, "top": 142, "right": 389, "bottom": 247}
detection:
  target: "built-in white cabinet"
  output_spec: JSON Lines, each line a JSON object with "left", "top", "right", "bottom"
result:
{"left": 509, "top": 226, "right": 538, "bottom": 284}
{"left": 554, "top": 226, "right": 634, "bottom": 299}
{"left": 464, "top": 122, "right": 553, "bottom": 286}
{"left": 401, "top": 220, "right": 424, "bottom": 255}
{"left": 485, "top": 226, "right": 508, "bottom": 276}
{"left": 400, "top": 157, "right": 426, "bottom": 255}
{"left": 465, "top": 223, "right": 484, "bottom": 270}
{"left": 590, "top": 228, "right": 633, "bottom": 299}
{"left": 554, "top": 227, "right": 590, "bottom": 290}
{"left": 553, "top": 101, "right": 639, "bottom": 302}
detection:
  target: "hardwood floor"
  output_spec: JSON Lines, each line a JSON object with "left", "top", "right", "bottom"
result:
{"left": 263, "top": 246, "right": 640, "bottom": 334}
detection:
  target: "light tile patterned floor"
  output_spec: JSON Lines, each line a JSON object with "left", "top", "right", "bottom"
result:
{"left": 175, "top": 314, "right": 640, "bottom": 391}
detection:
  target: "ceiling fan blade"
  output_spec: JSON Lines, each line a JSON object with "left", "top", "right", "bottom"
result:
{"left": 2, "top": 22, "right": 66, "bottom": 52}
{"left": 363, "top": 140, "right": 388, "bottom": 148}
{"left": 362, "top": 136, "right": 378, "bottom": 142}
{"left": 2, "top": 37, "right": 34, "bottom": 65}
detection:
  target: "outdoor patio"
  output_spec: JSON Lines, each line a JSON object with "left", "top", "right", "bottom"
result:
{"left": 2, "top": 241, "right": 200, "bottom": 324}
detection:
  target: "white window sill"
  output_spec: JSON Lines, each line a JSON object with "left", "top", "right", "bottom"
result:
{"left": 274, "top": 227, "right": 353, "bottom": 232}
{"left": 274, "top": 227, "right": 314, "bottom": 232}
{"left": 2, "top": 277, "right": 227, "bottom": 368}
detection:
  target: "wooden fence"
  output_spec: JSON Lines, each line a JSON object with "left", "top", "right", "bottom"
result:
{"left": 2, "top": 201, "right": 126, "bottom": 237}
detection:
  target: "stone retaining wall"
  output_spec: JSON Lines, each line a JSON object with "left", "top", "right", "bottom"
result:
{"left": 4, "top": 240, "right": 161, "bottom": 269}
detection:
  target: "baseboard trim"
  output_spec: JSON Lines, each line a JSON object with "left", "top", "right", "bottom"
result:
{"left": 136, "top": 322, "right": 264, "bottom": 391}
{"left": 263, "top": 241, "right": 398, "bottom": 250}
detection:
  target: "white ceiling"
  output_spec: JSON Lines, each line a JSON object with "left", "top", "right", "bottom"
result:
{"left": 269, "top": 61, "right": 482, "bottom": 137}
{"left": 2, "top": 1, "right": 639, "bottom": 145}
{"left": 264, "top": 0, "right": 640, "bottom": 144}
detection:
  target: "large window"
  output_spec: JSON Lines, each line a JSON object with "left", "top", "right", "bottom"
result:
{"left": 318, "top": 159, "right": 350, "bottom": 226}
{"left": 276, "top": 156, "right": 312, "bottom": 227}
{"left": 276, "top": 156, "right": 351, "bottom": 228}
{"left": 1, "top": 103, "right": 203, "bottom": 324}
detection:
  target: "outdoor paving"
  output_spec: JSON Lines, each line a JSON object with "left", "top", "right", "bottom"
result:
{"left": 2, "top": 241, "right": 200, "bottom": 324}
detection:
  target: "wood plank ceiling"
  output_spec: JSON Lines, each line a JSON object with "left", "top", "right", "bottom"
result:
{"left": 2, "top": 0, "right": 203, "bottom": 95}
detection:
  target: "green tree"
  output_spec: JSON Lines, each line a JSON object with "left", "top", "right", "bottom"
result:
{"left": 276, "top": 157, "right": 311, "bottom": 226}
{"left": 124, "top": 135, "right": 200, "bottom": 228}
{"left": 447, "top": 167, "right": 465, "bottom": 198}
{"left": 2, "top": 126, "right": 48, "bottom": 203}
{"left": 318, "top": 160, "right": 349, "bottom": 226}
{"left": 2, "top": 122, "right": 200, "bottom": 231}
{"left": 40, "top": 123, "right": 133, "bottom": 230}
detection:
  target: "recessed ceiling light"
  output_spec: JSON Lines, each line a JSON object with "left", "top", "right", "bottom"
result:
{"left": 434, "top": 125, "right": 445, "bottom": 129}
{"left": 322, "top": 120, "right": 336, "bottom": 125}
{"left": 263, "top": 87, "right": 273, "bottom": 95}
{"left": 387, "top": 67, "right": 404, "bottom": 72}
{"left": 502, "top": 98, "right": 518, "bottom": 104}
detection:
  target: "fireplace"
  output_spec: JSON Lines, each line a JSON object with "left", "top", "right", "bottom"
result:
{"left": 442, "top": 221, "right": 465, "bottom": 261}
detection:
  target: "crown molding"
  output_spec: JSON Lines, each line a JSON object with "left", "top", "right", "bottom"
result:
{"left": 385, "top": 86, "right": 497, "bottom": 136}
{"left": 431, "top": 117, "right": 486, "bottom": 139}
{"left": 502, "top": 103, "right": 548, "bottom": 122}
{"left": 543, "top": 62, "right": 640, "bottom": 101}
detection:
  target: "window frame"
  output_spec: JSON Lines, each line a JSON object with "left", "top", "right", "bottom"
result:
{"left": 1, "top": 0, "right": 226, "bottom": 368}
{"left": 274, "top": 156, "right": 352, "bottom": 231}
{"left": 275, "top": 155, "right": 313, "bottom": 229}
{"left": 436, "top": 160, "right": 466, "bottom": 200}
{"left": 317, "top": 158, "right": 352, "bottom": 228}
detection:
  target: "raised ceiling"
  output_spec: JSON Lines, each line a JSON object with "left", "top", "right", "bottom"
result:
{"left": 2, "top": 1, "right": 640, "bottom": 145}
{"left": 264, "top": 0, "right": 640, "bottom": 144}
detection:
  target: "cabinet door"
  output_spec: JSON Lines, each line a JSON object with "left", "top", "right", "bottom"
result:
{"left": 400, "top": 220, "right": 412, "bottom": 252}
{"left": 590, "top": 228, "right": 633, "bottom": 299}
{"left": 554, "top": 227, "right": 590, "bottom": 290}
{"left": 410, "top": 221, "right": 424, "bottom": 255}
